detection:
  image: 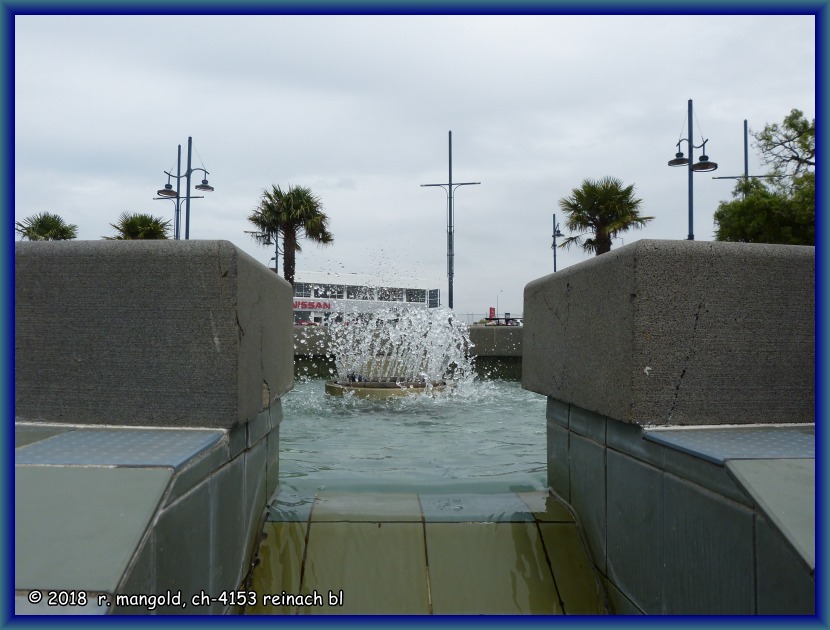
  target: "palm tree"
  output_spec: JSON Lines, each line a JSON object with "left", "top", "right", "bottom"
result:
{"left": 15, "top": 212, "right": 78, "bottom": 241}
{"left": 247, "top": 185, "right": 334, "bottom": 287}
{"left": 104, "top": 212, "right": 171, "bottom": 240}
{"left": 558, "top": 176, "right": 652, "bottom": 256}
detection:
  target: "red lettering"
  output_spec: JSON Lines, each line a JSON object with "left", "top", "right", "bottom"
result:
{"left": 293, "top": 301, "right": 332, "bottom": 310}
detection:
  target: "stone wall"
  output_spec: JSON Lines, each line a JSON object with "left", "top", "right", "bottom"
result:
{"left": 522, "top": 240, "right": 815, "bottom": 614}
{"left": 523, "top": 239, "right": 814, "bottom": 426}
{"left": 14, "top": 240, "right": 295, "bottom": 615}
{"left": 15, "top": 240, "right": 294, "bottom": 428}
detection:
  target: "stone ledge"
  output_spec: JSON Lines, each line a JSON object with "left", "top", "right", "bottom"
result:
{"left": 522, "top": 240, "right": 814, "bottom": 426}
{"left": 15, "top": 240, "right": 294, "bottom": 429}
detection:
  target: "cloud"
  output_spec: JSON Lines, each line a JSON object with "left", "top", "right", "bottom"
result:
{"left": 13, "top": 13, "right": 816, "bottom": 318}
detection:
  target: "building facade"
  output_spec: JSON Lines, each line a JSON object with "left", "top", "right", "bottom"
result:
{"left": 290, "top": 271, "right": 441, "bottom": 324}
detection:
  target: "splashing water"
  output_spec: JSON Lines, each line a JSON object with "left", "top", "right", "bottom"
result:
{"left": 326, "top": 305, "right": 475, "bottom": 387}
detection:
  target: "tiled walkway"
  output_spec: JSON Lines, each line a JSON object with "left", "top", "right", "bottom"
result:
{"left": 249, "top": 489, "right": 608, "bottom": 615}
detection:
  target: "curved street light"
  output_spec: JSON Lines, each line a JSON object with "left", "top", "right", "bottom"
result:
{"left": 668, "top": 99, "right": 718, "bottom": 240}
{"left": 421, "top": 131, "right": 480, "bottom": 310}
{"left": 245, "top": 230, "right": 281, "bottom": 274}
{"left": 551, "top": 213, "right": 564, "bottom": 272}
{"left": 154, "top": 136, "right": 214, "bottom": 239}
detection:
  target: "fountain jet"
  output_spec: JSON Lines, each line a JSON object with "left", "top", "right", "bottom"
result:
{"left": 324, "top": 306, "right": 474, "bottom": 398}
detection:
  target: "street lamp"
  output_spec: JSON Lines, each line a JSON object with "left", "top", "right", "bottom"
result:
{"left": 667, "top": 99, "right": 718, "bottom": 240}
{"left": 245, "top": 230, "right": 281, "bottom": 274}
{"left": 496, "top": 289, "right": 503, "bottom": 319}
{"left": 551, "top": 213, "right": 564, "bottom": 272}
{"left": 421, "top": 130, "right": 480, "bottom": 310}
{"left": 154, "top": 136, "right": 214, "bottom": 240}
{"left": 712, "top": 119, "right": 784, "bottom": 190}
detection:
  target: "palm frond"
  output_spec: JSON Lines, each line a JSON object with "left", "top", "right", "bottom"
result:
{"left": 557, "top": 176, "right": 651, "bottom": 256}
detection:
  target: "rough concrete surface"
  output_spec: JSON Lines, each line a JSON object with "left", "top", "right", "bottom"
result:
{"left": 522, "top": 240, "right": 814, "bottom": 426}
{"left": 15, "top": 240, "right": 294, "bottom": 428}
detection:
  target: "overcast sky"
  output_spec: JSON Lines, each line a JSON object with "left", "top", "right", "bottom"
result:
{"left": 14, "top": 13, "right": 815, "bottom": 319}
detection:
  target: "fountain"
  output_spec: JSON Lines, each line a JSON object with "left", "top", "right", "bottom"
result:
{"left": 323, "top": 305, "right": 474, "bottom": 398}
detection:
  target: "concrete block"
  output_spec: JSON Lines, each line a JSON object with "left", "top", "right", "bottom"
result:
{"left": 467, "top": 325, "right": 523, "bottom": 357}
{"left": 293, "top": 325, "right": 331, "bottom": 356}
{"left": 522, "top": 240, "right": 814, "bottom": 426}
{"left": 15, "top": 240, "right": 294, "bottom": 429}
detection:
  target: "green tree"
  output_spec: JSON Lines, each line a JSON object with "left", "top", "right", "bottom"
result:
{"left": 104, "top": 212, "right": 171, "bottom": 240}
{"left": 557, "top": 176, "right": 652, "bottom": 255}
{"left": 247, "top": 184, "right": 334, "bottom": 287}
{"left": 714, "top": 109, "right": 814, "bottom": 245}
{"left": 754, "top": 109, "right": 815, "bottom": 179}
{"left": 714, "top": 174, "right": 814, "bottom": 245}
{"left": 15, "top": 212, "right": 78, "bottom": 241}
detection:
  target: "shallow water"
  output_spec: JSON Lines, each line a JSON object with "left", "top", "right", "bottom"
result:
{"left": 251, "top": 376, "right": 609, "bottom": 615}
{"left": 278, "top": 376, "right": 547, "bottom": 496}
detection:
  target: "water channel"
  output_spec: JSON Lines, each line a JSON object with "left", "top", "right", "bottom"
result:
{"left": 246, "top": 372, "right": 609, "bottom": 615}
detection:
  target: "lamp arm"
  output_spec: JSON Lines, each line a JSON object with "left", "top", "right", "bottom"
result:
{"left": 163, "top": 167, "right": 210, "bottom": 179}
{"left": 421, "top": 184, "right": 451, "bottom": 199}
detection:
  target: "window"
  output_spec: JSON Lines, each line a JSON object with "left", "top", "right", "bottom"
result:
{"left": 294, "top": 283, "right": 313, "bottom": 298}
{"left": 347, "top": 285, "right": 374, "bottom": 300}
{"left": 428, "top": 289, "right": 440, "bottom": 308}
{"left": 293, "top": 310, "right": 312, "bottom": 324}
{"left": 314, "top": 284, "right": 344, "bottom": 299}
{"left": 406, "top": 289, "right": 426, "bottom": 303}
{"left": 377, "top": 287, "right": 404, "bottom": 302}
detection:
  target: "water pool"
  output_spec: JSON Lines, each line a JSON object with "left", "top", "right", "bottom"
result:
{"left": 277, "top": 376, "right": 548, "bottom": 496}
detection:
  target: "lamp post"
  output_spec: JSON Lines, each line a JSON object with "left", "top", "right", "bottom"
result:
{"left": 421, "top": 131, "right": 480, "bottom": 310}
{"left": 712, "top": 119, "right": 783, "bottom": 190}
{"left": 245, "top": 231, "right": 281, "bottom": 274}
{"left": 667, "top": 99, "right": 718, "bottom": 240}
{"left": 496, "top": 289, "right": 503, "bottom": 320}
{"left": 551, "top": 214, "right": 564, "bottom": 272}
{"left": 154, "top": 136, "right": 214, "bottom": 240}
